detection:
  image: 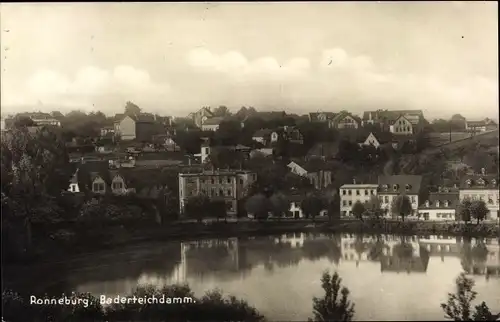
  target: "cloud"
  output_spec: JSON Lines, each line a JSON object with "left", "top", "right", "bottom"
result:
{"left": 187, "top": 48, "right": 311, "bottom": 81}
{"left": 13, "top": 66, "right": 171, "bottom": 113}
{"left": 184, "top": 47, "right": 498, "bottom": 119}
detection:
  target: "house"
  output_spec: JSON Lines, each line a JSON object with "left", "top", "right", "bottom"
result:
{"left": 67, "top": 169, "right": 80, "bottom": 193}
{"left": 178, "top": 169, "right": 257, "bottom": 216}
{"left": 339, "top": 182, "right": 378, "bottom": 217}
{"left": 459, "top": 169, "right": 499, "bottom": 220}
{"left": 330, "top": 112, "right": 361, "bottom": 130}
{"left": 358, "top": 132, "right": 397, "bottom": 149}
{"left": 114, "top": 113, "right": 163, "bottom": 141}
{"left": 90, "top": 171, "right": 111, "bottom": 194}
{"left": 309, "top": 112, "right": 337, "bottom": 128}
{"left": 418, "top": 191, "right": 460, "bottom": 221}
{"left": 100, "top": 126, "right": 115, "bottom": 137}
{"left": 189, "top": 107, "right": 215, "bottom": 128}
{"left": 201, "top": 116, "right": 225, "bottom": 131}
{"left": 389, "top": 115, "right": 415, "bottom": 135}
{"left": 362, "top": 110, "right": 425, "bottom": 131}
{"left": 287, "top": 159, "right": 333, "bottom": 190}
{"left": 152, "top": 134, "right": 180, "bottom": 151}
{"left": 270, "top": 126, "right": 304, "bottom": 144}
{"left": 465, "top": 118, "right": 498, "bottom": 132}
{"left": 15, "top": 112, "right": 62, "bottom": 127}
{"left": 377, "top": 175, "right": 423, "bottom": 218}
{"left": 288, "top": 194, "right": 306, "bottom": 219}
{"left": 252, "top": 129, "right": 273, "bottom": 146}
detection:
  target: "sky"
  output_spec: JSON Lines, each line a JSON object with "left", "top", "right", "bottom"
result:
{"left": 0, "top": 2, "right": 498, "bottom": 120}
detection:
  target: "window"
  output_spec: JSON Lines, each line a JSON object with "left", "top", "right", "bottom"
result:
{"left": 227, "top": 189, "right": 232, "bottom": 196}
{"left": 364, "top": 190, "right": 368, "bottom": 195}
{"left": 384, "top": 196, "right": 389, "bottom": 203}
{"left": 342, "top": 200, "right": 347, "bottom": 206}
{"left": 371, "top": 190, "right": 375, "bottom": 195}
{"left": 112, "top": 182, "right": 123, "bottom": 190}
{"left": 239, "top": 178, "right": 243, "bottom": 184}
{"left": 342, "top": 190, "right": 346, "bottom": 195}
{"left": 348, "top": 201, "right": 352, "bottom": 206}
{"left": 348, "top": 190, "right": 352, "bottom": 196}
{"left": 71, "top": 185, "right": 75, "bottom": 192}
{"left": 227, "top": 177, "right": 231, "bottom": 183}
{"left": 411, "top": 196, "right": 416, "bottom": 203}
{"left": 219, "top": 189, "right": 224, "bottom": 196}
{"left": 93, "top": 182, "right": 105, "bottom": 192}
{"left": 356, "top": 190, "right": 360, "bottom": 196}
{"left": 211, "top": 178, "right": 215, "bottom": 184}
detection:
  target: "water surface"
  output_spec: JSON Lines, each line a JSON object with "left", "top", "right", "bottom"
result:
{"left": 32, "top": 233, "right": 500, "bottom": 321}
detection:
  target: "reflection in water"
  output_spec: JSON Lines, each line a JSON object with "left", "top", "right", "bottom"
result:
{"left": 37, "top": 234, "right": 500, "bottom": 321}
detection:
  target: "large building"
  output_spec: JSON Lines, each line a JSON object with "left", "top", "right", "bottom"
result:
{"left": 418, "top": 191, "right": 460, "bottom": 221}
{"left": 377, "top": 175, "right": 422, "bottom": 217}
{"left": 113, "top": 113, "right": 164, "bottom": 141}
{"left": 178, "top": 169, "right": 257, "bottom": 216}
{"left": 339, "top": 183, "right": 378, "bottom": 217}
{"left": 459, "top": 170, "right": 499, "bottom": 220}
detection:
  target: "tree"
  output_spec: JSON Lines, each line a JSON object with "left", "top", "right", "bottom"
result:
{"left": 124, "top": 101, "right": 141, "bottom": 116}
{"left": 351, "top": 201, "right": 366, "bottom": 222}
{"left": 391, "top": 194, "right": 413, "bottom": 221}
{"left": 210, "top": 199, "right": 228, "bottom": 222}
{"left": 457, "top": 199, "right": 472, "bottom": 223}
{"left": 469, "top": 200, "right": 489, "bottom": 225}
{"left": 327, "top": 193, "right": 341, "bottom": 222}
{"left": 301, "top": 192, "right": 326, "bottom": 222}
{"left": 185, "top": 195, "right": 211, "bottom": 222}
{"left": 245, "top": 193, "right": 272, "bottom": 220}
{"left": 208, "top": 147, "right": 241, "bottom": 169}
{"left": 441, "top": 273, "right": 500, "bottom": 321}
{"left": 212, "top": 105, "right": 231, "bottom": 117}
{"left": 309, "top": 271, "right": 355, "bottom": 322}
{"left": 269, "top": 192, "right": 290, "bottom": 219}
{"left": 1, "top": 127, "right": 72, "bottom": 254}
{"left": 365, "top": 195, "right": 382, "bottom": 220}
{"left": 13, "top": 117, "right": 35, "bottom": 128}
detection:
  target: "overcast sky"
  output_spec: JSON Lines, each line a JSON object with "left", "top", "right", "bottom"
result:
{"left": 0, "top": 2, "right": 498, "bottom": 119}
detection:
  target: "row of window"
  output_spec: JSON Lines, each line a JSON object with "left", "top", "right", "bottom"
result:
{"left": 182, "top": 188, "right": 234, "bottom": 198}
{"left": 462, "top": 194, "right": 499, "bottom": 204}
{"left": 380, "top": 195, "right": 416, "bottom": 203}
{"left": 341, "top": 189, "right": 376, "bottom": 196}
{"left": 395, "top": 126, "right": 411, "bottom": 133}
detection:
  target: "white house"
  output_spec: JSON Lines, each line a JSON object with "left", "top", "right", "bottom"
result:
{"left": 339, "top": 183, "right": 378, "bottom": 217}
{"left": 378, "top": 175, "right": 422, "bottom": 218}
{"left": 287, "top": 160, "right": 333, "bottom": 190}
{"left": 201, "top": 117, "right": 225, "bottom": 131}
{"left": 459, "top": 170, "right": 499, "bottom": 221}
{"left": 390, "top": 115, "right": 414, "bottom": 135}
{"left": 67, "top": 170, "right": 80, "bottom": 193}
{"left": 418, "top": 192, "right": 459, "bottom": 221}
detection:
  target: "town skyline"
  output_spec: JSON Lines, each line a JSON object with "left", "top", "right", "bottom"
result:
{"left": 1, "top": 2, "right": 498, "bottom": 119}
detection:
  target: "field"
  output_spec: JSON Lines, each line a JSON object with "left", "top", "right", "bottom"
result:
{"left": 427, "top": 132, "right": 472, "bottom": 147}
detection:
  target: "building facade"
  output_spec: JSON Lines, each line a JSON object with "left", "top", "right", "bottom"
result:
{"left": 459, "top": 171, "right": 499, "bottom": 220}
{"left": 377, "top": 175, "right": 422, "bottom": 218}
{"left": 178, "top": 170, "right": 257, "bottom": 216}
{"left": 390, "top": 115, "right": 414, "bottom": 135}
{"left": 339, "top": 183, "right": 378, "bottom": 217}
{"left": 418, "top": 192, "right": 459, "bottom": 221}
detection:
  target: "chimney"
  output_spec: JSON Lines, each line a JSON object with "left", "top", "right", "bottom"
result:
{"left": 353, "top": 178, "right": 356, "bottom": 184}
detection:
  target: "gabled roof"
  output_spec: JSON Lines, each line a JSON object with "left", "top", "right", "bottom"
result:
{"left": 362, "top": 110, "right": 424, "bottom": 123}
{"left": 309, "top": 112, "right": 337, "bottom": 122}
{"left": 288, "top": 158, "right": 331, "bottom": 173}
{"left": 253, "top": 129, "right": 273, "bottom": 137}
{"left": 377, "top": 175, "right": 422, "bottom": 194}
{"left": 421, "top": 192, "right": 460, "bottom": 209}
{"left": 202, "top": 116, "right": 226, "bottom": 126}
{"left": 331, "top": 112, "right": 361, "bottom": 125}
{"left": 460, "top": 174, "right": 498, "bottom": 189}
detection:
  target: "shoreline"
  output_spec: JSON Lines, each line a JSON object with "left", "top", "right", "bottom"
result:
{"left": 5, "top": 219, "right": 499, "bottom": 269}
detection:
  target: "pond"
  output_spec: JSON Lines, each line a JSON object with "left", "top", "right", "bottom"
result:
{"left": 21, "top": 233, "right": 500, "bottom": 321}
